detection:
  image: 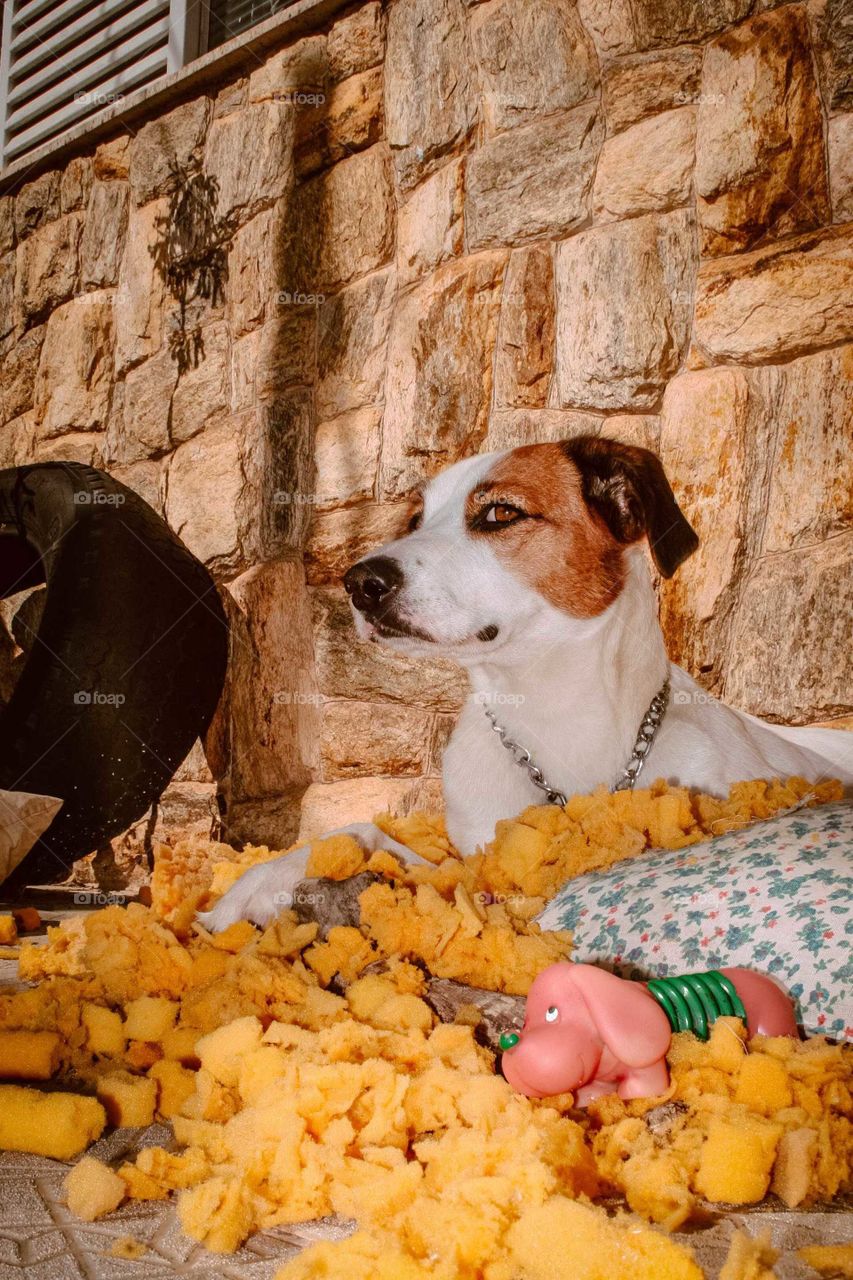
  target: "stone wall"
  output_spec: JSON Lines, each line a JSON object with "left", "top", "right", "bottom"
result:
{"left": 0, "top": 0, "right": 851, "bottom": 866}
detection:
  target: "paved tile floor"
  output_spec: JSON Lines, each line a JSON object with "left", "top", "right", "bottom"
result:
{"left": 0, "top": 892, "right": 849, "bottom": 1278}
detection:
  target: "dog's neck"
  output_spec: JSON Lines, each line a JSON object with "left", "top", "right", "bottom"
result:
{"left": 461, "top": 551, "right": 670, "bottom": 793}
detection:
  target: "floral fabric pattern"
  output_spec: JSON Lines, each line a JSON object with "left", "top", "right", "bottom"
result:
{"left": 537, "top": 801, "right": 853, "bottom": 1039}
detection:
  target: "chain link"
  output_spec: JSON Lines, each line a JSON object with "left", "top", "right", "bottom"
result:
{"left": 483, "top": 677, "right": 671, "bottom": 807}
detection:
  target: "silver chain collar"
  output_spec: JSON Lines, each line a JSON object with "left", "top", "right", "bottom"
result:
{"left": 483, "top": 677, "right": 671, "bottom": 806}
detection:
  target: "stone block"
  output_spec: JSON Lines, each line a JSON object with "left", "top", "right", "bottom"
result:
{"left": 758, "top": 346, "right": 853, "bottom": 553}
{"left": 725, "top": 534, "right": 853, "bottom": 723}
{"left": 385, "top": 0, "right": 474, "bottom": 191}
{"left": 602, "top": 47, "right": 702, "bottom": 135}
{"left": 14, "top": 171, "right": 61, "bottom": 240}
{"left": 328, "top": 3, "right": 383, "bottom": 80}
{"left": 0, "top": 326, "right": 45, "bottom": 425}
{"left": 494, "top": 246, "right": 555, "bottom": 408}
{"left": 319, "top": 700, "right": 431, "bottom": 779}
{"left": 316, "top": 268, "right": 395, "bottom": 420}
{"left": 381, "top": 252, "right": 507, "bottom": 495}
{"left": 170, "top": 321, "right": 231, "bottom": 443}
{"left": 129, "top": 98, "right": 211, "bottom": 205}
{"left": 114, "top": 200, "right": 169, "bottom": 374}
{"left": 693, "top": 224, "right": 853, "bottom": 365}
{"left": 80, "top": 181, "right": 130, "bottom": 288}
{"left": 466, "top": 102, "right": 602, "bottom": 250}
{"left": 223, "top": 555, "right": 319, "bottom": 803}
{"left": 295, "top": 67, "right": 383, "bottom": 177}
{"left": 204, "top": 101, "right": 294, "bottom": 221}
{"left": 314, "top": 407, "right": 380, "bottom": 508}
{"left": 297, "top": 777, "right": 423, "bottom": 839}
{"left": 109, "top": 346, "right": 177, "bottom": 464}
{"left": 15, "top": 214, "right": 83, "bottom": 326}
{"left": 828, "top": 113, "right": 853, "bottom": 222}
{"left": 593, "top": 108, "right": 695, "bottom": 221}
{"left": 165, "top": 416, "right": 247, "bottom": 571}
{"left": 34, "top": 294, "right": 114, "bottom": 438}
{"left": 285, "top": 144, "right": 395, "bottom": 292}
{"left": 311, "top": 585, "right": 468, "bottom": 712}
{"left": 396, "top": 159, "right": 464, "bottom": 287}
{"left": 305, "top": 503, "right": 408, "bottom": 585}
{"left": 555, "top": 209, "right": 697, "bottom": 410}
{"left": 696, "top": 7, "right": 830, "bottom": 256}
{"left": 470, "top": 0, "right": 597, "bottom": 134}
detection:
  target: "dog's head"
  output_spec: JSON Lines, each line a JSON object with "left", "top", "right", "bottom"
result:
{"left": 344, "top": 436, "right": 698, "bottom": 661}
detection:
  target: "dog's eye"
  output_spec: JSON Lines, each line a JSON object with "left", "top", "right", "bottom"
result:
{"left": 545, "top": 1006, "right": 559, "bottom": 1023}
{"left": 483, "top": 503, "right": 526, "bottom": 527}
{"left": 407, "top": 510, "right": 422, "bottom": 533}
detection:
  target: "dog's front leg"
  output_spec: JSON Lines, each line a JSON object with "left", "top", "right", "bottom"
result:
{"left": 196, "top": 822, "right": 427, "bottom": 933}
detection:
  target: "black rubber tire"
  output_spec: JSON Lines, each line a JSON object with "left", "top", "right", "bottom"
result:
{"left": 0, "top": 462, "right": 228, "bottom": 889}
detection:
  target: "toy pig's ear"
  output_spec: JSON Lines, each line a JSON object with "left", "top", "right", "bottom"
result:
{"left": 563, "top": 436, "right": 699, "bottom": 579}
{"left": 567, "top": 964, "right": 671, "bottom": 1068}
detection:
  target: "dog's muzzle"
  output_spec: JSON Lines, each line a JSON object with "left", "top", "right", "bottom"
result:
{"left": 344, "top": 556, "right": 403, "bottom": 620}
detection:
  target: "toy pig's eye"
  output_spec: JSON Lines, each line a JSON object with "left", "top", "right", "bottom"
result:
{"left": 545, "top": 1006, "right": 559, "bottom": 1023}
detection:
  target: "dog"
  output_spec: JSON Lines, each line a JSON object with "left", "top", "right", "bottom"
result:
{"left": 200, "top": 436, "right": 853, "bottom": 932}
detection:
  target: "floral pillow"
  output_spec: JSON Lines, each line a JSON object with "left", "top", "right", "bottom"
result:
{"left": 536, "top": 799, "right": 852, "bottom": 1039}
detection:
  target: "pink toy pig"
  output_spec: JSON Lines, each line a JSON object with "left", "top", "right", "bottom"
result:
{"left": 500, "top": 962, "right": 798, "bottom": 1105}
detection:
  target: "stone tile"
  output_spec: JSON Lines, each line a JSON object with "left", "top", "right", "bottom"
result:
{"left": 385, "top": 0, "right": 475, "bottom": 191}
{"left": 593, "top": 107, "right": 695, "bottom": 221}
{"left": 466, "top": 101, "right": 603, "bottom": 250}
{"left": 696, "top": 6, "right": 830, "bottom": 256}
{"left": 470, "top": 0, "right": 597, "bottom": 134}
{"left": 555, "top": 209, "right": 697, "bottom": 411}
{"left": 693, "top": 224, "right": 853, "bottom": 365}
{"left": 381, "top": 252, "right": 506, "bottom": 495}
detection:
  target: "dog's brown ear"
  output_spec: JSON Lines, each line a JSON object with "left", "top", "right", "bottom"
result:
{"left": 563, "top": 436, "right": 699, "bottom": 578}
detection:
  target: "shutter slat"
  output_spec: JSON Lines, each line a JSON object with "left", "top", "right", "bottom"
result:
{"left": 3, "top": 42, "right": 166, "bottom": 161}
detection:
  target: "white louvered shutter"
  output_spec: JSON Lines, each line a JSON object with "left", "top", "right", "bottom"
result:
{"left": 0, "top": 0, "right": 173, "bottom": 166}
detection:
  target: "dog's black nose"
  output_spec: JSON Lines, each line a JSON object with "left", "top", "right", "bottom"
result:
{"left": 344, "top": 556, "right": 403, "bottom": 614}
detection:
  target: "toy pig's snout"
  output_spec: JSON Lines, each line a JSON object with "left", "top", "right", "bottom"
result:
{"left": 500, "top": 1026, "right": 591, "bottom": 1099}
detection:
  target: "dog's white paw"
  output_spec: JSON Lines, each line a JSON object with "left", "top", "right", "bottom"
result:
{"left": 195, "top": 822, "right": 429, "bottom": 933}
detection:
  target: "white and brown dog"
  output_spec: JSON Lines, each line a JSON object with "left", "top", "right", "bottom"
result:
{"left": 201, "top": 437, "right": 853, "bottom": 931}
